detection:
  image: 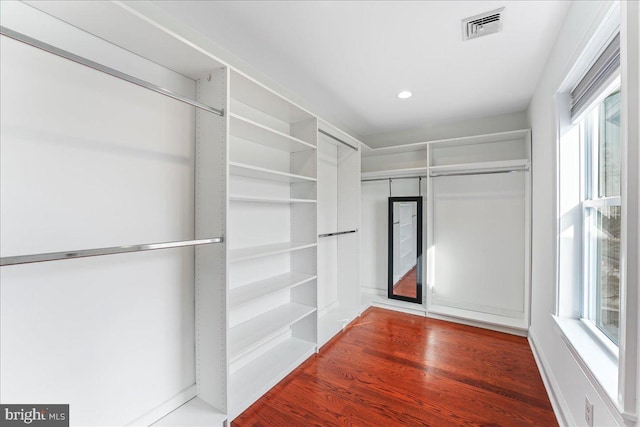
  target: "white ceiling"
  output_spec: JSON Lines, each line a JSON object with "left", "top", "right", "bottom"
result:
{"left": 153, "top": 1, "right": 570, "bottom": 141}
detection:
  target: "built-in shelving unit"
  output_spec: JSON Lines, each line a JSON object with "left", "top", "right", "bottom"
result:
{"left": 427, "top": 129, "right": 532, "bottom": 331}
{"left": 360, "top": 129, "right": 532, "bottom": 325}
{"left": 316, "top": 122, "right": 362, "bottom": 347}
{"left": 2, "top": 3, "right": 364, "bottom": 425}
{"left": 360, "top": 142, "right": 428, "bottom": 316}
{"left": 227, "top": 69, "right": 318, "bottom": 420}
{"left": 1, "top": 3, "right": 232, "bottom": 426}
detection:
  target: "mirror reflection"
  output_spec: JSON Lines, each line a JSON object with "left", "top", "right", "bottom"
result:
{"left": 388, "top": 197, "right": 422, "bottom": 303}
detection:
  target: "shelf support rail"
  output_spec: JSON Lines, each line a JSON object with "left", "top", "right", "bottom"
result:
{"left": 318, "top": 229, "right": 358, "bottom": 238}
{"left": 318, "top": 129, "right": 358, "bottom": 151}
{"left": 0, "top": 26, "right": 225, "bottom": 117}
{"left": 0, "top": 238, "right": 224, "bottom": 266}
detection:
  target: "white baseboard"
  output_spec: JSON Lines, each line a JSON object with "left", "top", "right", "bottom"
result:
{"left": 528, "top": 329, "right": 573, "bottom": 427}
{"left": 126, "top": 384, "right": 198, "bottom": 426}
{"left": 426, "top": 311, "right": 528, "bottom": 337}
{"left": 318, "top": 300, "right": 340, "bottom": 317}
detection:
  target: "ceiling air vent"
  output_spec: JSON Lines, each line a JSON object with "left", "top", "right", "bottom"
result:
{"left": 462, "top": 7, "right": 504, "bottom": 41}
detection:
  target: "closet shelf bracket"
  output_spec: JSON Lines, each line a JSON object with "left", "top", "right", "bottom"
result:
{"left": 0, "top": 237, "right": 224, "bottom": 266}
{"left": 0, "top": 26, "right": 225, "bottom": 117}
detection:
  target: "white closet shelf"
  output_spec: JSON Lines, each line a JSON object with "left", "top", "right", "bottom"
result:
{"left": 229, "top": 194, "right": 316, "bottom": 204}
{"left": 429, "top": 159, "right": 529, "bottom": 174}
{"left": 230, "top": 272, "right": 317, "bottom": 308}
{"left": 230, "top": 70, "right": 313, "bottom": 125}
{"left": 318, "top": 307, "right": 360, "bottom": 348}
{"left": 361, "top": 167, "right": 428, "bottom": 180}
{"left": 230, "top": 162, "right": 317, "bottom": 183}
{"left": 229, "top": 337, "right": 315, "bottom": 419}
{"left": 229, "top": 302, "right": 316, "bottom": 362}
{"left": 230, "top": 113, "right": 315, "bottom": 152}
{"left": 152, "top": 397, "right": 226, "bottom": 427}
{"left": 229, "top": 241, "right": 316, "bottom": 263}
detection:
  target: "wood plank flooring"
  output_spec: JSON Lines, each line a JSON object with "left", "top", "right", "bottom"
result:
{"left": 233, "top": 307, "right": 557, "bottom": 427}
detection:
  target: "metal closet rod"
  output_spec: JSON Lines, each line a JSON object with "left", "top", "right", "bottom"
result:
{"left": 0, "top": 26, "right": 225, "bottom": 117}
{"left": 318, "top": 229, "right": 358, "bottom": 238}
{"left": 430, "top": 168, "right": 528, "bottom": 178}
{"left": 362, "top": 176, "right": 427, "bottom": 183}
{"left": 318, "top": 129, "right": 358, "bottom": 151}
{"left": 0, "top": 237, "right": 224, "bottom": 266}
{"left": 362, "top": 168, "right": 528, "bottom": 182}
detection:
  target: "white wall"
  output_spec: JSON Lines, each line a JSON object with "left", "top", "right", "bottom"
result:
{"left": 362, "top": 149, "right": 427, "bottom": 173}
{"left": 431, "top": 173, "right": 526, "bottom": 321}
{"left": 527, "top": 1, "right": 639, "bottom": 425}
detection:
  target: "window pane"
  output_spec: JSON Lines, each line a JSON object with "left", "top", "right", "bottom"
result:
{"left": 598, "top": 90, "right": 621, "bottom": 198}
{"left": 589, "top": 205, "right": 621, "bottom": 344}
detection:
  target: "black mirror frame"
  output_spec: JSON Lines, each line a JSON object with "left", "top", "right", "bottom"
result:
{"left": 388, "top": 196, "right": 423, "bottom": 304}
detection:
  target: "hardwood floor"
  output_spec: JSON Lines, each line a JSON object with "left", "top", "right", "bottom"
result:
{"left": 233, "top": 307, "right": 557, "bottom": 427}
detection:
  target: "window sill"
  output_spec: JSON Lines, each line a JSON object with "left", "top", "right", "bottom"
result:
{"left": 552, "top": 315, "right": 619, "bottom": 410}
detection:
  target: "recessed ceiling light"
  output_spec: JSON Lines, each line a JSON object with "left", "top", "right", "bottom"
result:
{"left": 397, "top": 91, "right": 412, "bottom": 99}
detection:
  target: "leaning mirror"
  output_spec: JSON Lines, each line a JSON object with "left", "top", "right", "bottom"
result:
{"left": 388, "top": 196, "right": 423, "bottom": 303}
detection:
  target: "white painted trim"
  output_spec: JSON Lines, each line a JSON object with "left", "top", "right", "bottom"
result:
{"left": 528, "top": 329, "right": 573, "bottom": 427}
{"left": 617, "top": 0, "right": 640, "bottom": 421}
{"left": 126, "top": 384, "right": 198, "bottom": 427}
{"left": 370, "top": 300, "right": 426, "bottom": 318}
{"left": 427, "top": 312, "right": 527, "bottom": 337}
{"left": 579, "top": 318, "right": 620, "bottom": 359}
{"left": 582, "top": 196, "right": 622, "bottom": 208}
{"left": 151, "top": 397, "right": 227, "bottom": 427}
{"left": 318, "top": 299, "right": 340, "bottom": 318}
{"left": 360, "top": 286, "right": 385, "bottom": 296}
{"left": 556, "top": 2, "right": 621, "bottom": 94}
{"left": 428, "top": 304, "right": 528, "bottom": 332}
{"left": 552, "top": 316, "right": 624, "bottom": 424}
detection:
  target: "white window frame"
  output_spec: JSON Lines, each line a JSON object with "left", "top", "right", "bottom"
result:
{"left": 552, "top": 2, "right": 639, "bottom": 422}
{"left": 578, "top": 85, "right": 622, "bottom": 353}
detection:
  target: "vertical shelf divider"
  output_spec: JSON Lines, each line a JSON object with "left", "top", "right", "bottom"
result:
{"left": 194, "top": 66, "right": 229, "bottom": 417}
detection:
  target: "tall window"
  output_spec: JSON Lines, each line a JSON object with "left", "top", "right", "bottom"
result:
{"left": 581, "top": 86, "right": 621, "bottom": 345}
